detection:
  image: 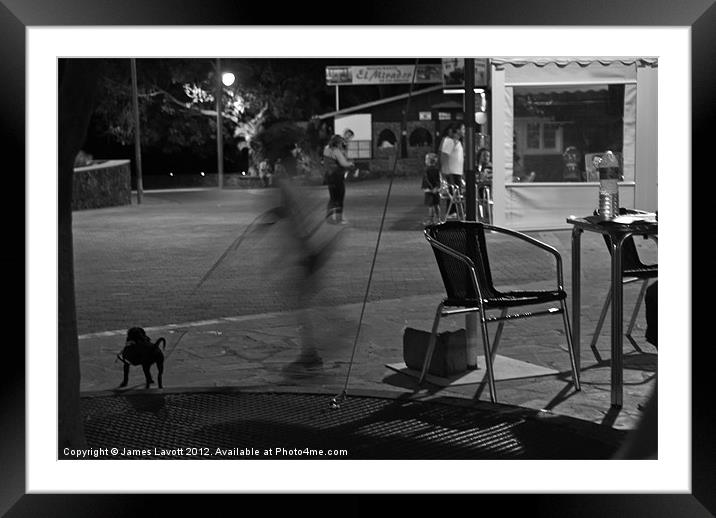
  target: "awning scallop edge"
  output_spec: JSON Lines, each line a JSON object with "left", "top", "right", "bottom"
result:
{"left": 491, "top": 57, "right": 658, "bottom": 69}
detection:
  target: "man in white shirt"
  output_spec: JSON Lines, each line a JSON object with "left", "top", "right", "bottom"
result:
{"left": 440, "top": 122, "right": 466, "bottom": 218}
{"left": 440, "top": 122, "right": 465, "bottom": 182}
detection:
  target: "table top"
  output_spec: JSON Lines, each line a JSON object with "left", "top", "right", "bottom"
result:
{"left": 567, "top": 212, "right": 657, "bottom": 236}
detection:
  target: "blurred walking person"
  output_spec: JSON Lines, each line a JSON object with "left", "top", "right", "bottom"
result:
{"left": 251, "top": 163, "right": 346, "bottom": 372}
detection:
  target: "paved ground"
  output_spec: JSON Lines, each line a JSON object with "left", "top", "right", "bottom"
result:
{"left": 72, "top": 177, "right": 658, "bottom": 431}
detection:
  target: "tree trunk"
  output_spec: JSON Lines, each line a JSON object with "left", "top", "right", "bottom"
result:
{"left": 58, "top": 59, "right": 99, "bottom": 451}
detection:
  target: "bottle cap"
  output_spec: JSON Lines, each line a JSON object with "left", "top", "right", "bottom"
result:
{"left": 598, "top": 151, "right": 620, "bottom": 180}
{"left": 601, "top": 150, "right": 619, "bottom": 168}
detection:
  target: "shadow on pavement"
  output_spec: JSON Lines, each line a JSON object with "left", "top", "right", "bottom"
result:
{"left": 74, "top": 387, "right": 627, "bottom": 460}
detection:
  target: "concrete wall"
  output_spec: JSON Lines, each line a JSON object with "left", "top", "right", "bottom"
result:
{"left": 72, "top": 159, "right": 131, "bottom": 211}
{"left": 368, "top": 157, "right": 424, "bottom": 176}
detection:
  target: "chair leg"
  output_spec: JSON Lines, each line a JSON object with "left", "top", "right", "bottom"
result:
{"left": 445, "top": 198, "right": 454, "bottom": 220}
{"left": 560, "top": 300, "right": 581, "bottom": 391}
{"left": 626, "top": 279, "right": 649, "bottom": 338}
{"left": 419, "top": 302, "right": 444, "bottom": 384}
{"left": 589, "top": 287, "right": 611, "bottom": 361}
{"left": 478, "top": 314, "right": 497, "bottom": 403}
{"left": 484, "top": 187, "right": 494, "bottom": 225}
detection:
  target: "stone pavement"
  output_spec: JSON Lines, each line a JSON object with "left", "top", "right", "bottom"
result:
{"left": 72, "top": 178, "right": 658, "bottom": 431}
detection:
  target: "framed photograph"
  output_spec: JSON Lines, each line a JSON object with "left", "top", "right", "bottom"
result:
{"left": 8, "top": 0, "right": 709, "bottom": 513}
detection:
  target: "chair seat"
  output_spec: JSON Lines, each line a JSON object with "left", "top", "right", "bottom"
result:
{"left": 623, "top": 263, "right": 657, "bottom": 279}
{"left": 445, "top": 289, "right": 567, "bottom": 309}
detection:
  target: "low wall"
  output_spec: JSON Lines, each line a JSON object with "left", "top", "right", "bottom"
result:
{"left": 132, "top": 164, "right": 422, "bottom": 192}
{"left": 72, "top": 159, "right": 131, "bottom": 210}
{"left": 368, "top": 157, "right": 423, "bottom": 176}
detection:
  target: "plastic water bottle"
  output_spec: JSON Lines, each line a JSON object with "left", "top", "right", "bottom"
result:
{"left": 597, "top": 151, "right": 620, "bottom": 219}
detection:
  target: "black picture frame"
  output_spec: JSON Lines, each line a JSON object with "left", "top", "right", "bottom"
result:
{"left": 5, "top": 0, "right": 710, "bottom": 514}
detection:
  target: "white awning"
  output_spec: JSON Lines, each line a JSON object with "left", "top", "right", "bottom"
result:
{"left": 491, "top": 57, "right": 658, "bottom": 67}
{"left": 492, "top": 58, "right": 657, "bottom": 86}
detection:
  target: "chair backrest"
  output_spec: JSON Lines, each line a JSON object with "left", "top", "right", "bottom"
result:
{"left": 425, "top": 221, "right": 497, "bottom": 301}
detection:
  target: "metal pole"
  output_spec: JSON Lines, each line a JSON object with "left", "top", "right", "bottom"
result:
{"left": 485, "top": 60, "right": 492, "bottom": 147}
{"left": 335, "top": 85, "right": 340, "bottom": 111}
{"left": 216, "top": 57, "right": 224, "bottom": 190}
{"left": 464, "top": 58, "right": 479, "bottom": 368}
{"left": 130, "top": 58, "right": 143, "bottom": 204}
{"left": 465, "top": 58, "right": 476, "bottom": 221}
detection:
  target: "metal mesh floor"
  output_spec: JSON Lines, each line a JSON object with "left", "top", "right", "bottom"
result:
{"left": 76, "top": 389, "right": 626, "bottom": 459}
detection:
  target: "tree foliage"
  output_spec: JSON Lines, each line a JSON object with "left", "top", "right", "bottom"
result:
{"left": 88, "top": 58, "right": 335, "bottom": 168}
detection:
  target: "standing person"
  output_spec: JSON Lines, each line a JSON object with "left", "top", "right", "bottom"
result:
{"left": 322, "top": 134, "right": 355, "bottom": 224}
{"left": 441, "top": 121, "right": 465, "bottom": 185}
{"left": 421, "top": 152, "right": 442, "bottom": 225}
{"left": 476, "top": 147, "right": 492, "bottom": 178}
{"left": 476, "top": 147, "right": 493, "bottom": 223}
{"left": 438, "top": 125, "right": 454, "bottom": 218}
{"left": 438, "top": 124, "right": 455, "bottom": 180}
{"left": 440, "top": 122, "right": 466, "bottom": 218}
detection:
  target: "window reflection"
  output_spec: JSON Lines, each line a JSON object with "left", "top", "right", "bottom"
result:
{"left": 512, "top": 84, "right": 625, "bottom": 183}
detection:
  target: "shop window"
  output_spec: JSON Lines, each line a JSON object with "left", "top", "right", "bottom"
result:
{"left": 409, "top": 127, "right": 433, "bottom": 147}
{"left": 513, "top": 84, "right": 625, "bottom": 183}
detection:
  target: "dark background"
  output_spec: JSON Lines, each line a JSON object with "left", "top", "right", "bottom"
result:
{"left": 5, "top": 0, "right": 712, "bottom": 514}
{"left": 82, "top": 57, "right": 445, "bottom": 177}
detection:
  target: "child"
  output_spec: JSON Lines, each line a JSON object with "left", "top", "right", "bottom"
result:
{"left": 421, "top": 152, "right": 441, "bottom": 225}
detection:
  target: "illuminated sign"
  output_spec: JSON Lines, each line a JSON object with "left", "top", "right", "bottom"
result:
{"left": 326, "top": 64, "right": 443, "bottom": 85}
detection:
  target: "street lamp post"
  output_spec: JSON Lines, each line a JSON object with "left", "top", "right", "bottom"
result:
{"left": 130, "top": 58, "right": 143, "bottom": 204}
{"left": 216, "top": 58, "right": 224, "bottom": 189}
{"left": 215, "top": 58, "right": 236, "bottom": 190}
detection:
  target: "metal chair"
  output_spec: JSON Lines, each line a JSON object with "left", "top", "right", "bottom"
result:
{"left": 440, "top": 177, "right": 465, "bottom": 221}
{"left": 420, "top": 221, "right": 581, "bottom": 403}
{"left": 589, "top": 235, "right": 658, "bottom": 361}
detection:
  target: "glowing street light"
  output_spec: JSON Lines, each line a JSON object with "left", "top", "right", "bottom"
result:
{"left": 222, "top": 72, "right": 236, "bottom": 87}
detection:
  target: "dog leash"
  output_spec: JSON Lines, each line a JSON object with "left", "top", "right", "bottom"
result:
{"left": 330, "top": 59, "right": 421, "bottom": 410}
{"left": 158, "top": 210, "right": 288, "bottom": 361}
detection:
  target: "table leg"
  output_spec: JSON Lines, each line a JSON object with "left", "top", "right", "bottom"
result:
{"left": 610, "top": 234, "right": 626, "bottom": 407}
{"left": 571, "top": 227, "right": 582, "bottom": 372}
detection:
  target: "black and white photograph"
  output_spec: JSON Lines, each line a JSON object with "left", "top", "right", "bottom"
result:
{"left": 58, "top": 55, "right": 660, "bottom": 462}
{"left": 6, "top": 1, "right": 712, "bottom": 514}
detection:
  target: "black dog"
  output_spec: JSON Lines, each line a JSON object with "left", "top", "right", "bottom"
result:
{"left": 117, "top": 327, "right": 166, "bottom": 389}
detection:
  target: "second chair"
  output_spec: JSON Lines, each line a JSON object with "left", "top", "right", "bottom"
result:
{"left": 589, "top": 235, "right": 658, "bottom": 362}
